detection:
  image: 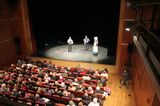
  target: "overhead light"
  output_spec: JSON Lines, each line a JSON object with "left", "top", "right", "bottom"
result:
{"left": 125, "top": 21, "right": 134, "bottom": 32}
{"left": 125, "top": 27, "right": 130, "bottom": 31}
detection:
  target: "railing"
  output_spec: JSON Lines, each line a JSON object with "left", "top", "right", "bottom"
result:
{"left": 133, "top": 24, "right": 160, "bottom": 84}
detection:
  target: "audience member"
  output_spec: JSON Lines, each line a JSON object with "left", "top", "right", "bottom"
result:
{"left": 88, "top": 98, "right": 100, "bottom": 106}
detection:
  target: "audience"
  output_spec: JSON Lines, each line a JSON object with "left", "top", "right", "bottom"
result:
{"left": 0, "top": 59, "right": 110, "bottom": 106}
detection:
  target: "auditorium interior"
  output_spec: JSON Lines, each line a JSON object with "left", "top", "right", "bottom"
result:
{"left": 0, "top": 0, "right": 160, "bottom": 106}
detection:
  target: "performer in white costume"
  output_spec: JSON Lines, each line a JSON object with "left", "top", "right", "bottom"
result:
{"left": 83, "top": 35, "right": 90, "bottom": 50}
{"left": 67, "top": 36, "right": 74, "bottom": 52}
{"left": 93, "top": 36, "right": 98, "bottom": 55}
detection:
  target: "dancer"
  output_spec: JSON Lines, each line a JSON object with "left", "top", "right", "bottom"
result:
{"left": 83, "top": 35, "right": 90, "bottom": 50}
{"left": 67, "top": 36, "right": 74, "bottom": 52}
{"left": 93, "top": 36, "right": 98, "bottom": 55}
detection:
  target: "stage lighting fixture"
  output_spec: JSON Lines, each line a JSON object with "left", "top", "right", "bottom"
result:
{"left": 125, "top": 21, "right": 134, "bottom": 32}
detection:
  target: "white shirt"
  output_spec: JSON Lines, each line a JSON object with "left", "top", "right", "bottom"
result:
{"left": 88, "top": 102, "right": 100, "bottom": 106}
{"left": 67, "top": 38, "right": 73, "bottom": 45}
{"left": 83, "top": 37, "right": 90, "bottom": 44}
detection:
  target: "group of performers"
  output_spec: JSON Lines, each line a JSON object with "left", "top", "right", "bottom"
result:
{"left": 67, "top": 36, "right": 98, "bottom": 55}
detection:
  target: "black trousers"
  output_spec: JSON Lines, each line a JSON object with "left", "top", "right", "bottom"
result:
{"left": 84, "top": 43, "right": 89, "bottom": 50}
{"left": 68, "top": 44, "right": 72, "bottom": 52}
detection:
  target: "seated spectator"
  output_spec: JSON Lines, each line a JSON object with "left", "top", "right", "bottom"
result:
{"left": 54, "top": 88, "right": 63, "bottom": 96}
{"left": 11, "top": 88, "right": 19, "bottom": 97}
{"left": 21, "top": 81, "right": 28, "bottom": 91}
{"left": 88, "top": 98, "right": 100, "bottom": 106}
{"left": 95, "top": 86, "right": 108, "bottom": 97}
{"left": 87, "top": 86, "right": 94, "bottom": 94}
{"left": 78, "top": 102, "right": 84, "bottom": 106}
{"left": 54, "top": 81, "right": 60, "bottom": 87}
{"left": 100, "top": 68, "right": 109, "bottom": 74}
{"left": 100, "top": 72, "right": 108, "bottom": 79}
{"left": 44, "top": 73, "right": 50, "bottom": 79}
{"left": 58, "top": 76, "right": 65, "bottom": 82}
{"left": 37, "top": 87, "right": 43, "bottom": 93}
{"left": 94, "top": 70, "right": 100, "bottom": 76}
{"left": 76, "top": 85, "right": 85, "bottom": 91}
{"left": 47, "top": 61, "right": 54, "bottom": 69}
{"left": 19, "top": 90, "right": 25, "bottom": 98}
{"left": 94, "top": 86, "right": 103, "bottom": 94}
{"left": 48, "top": 89, "right": 54, "bottom": 95}
{"left": 35, "top": 94, "right": 41, "bottom": 101}
{"left": 82, "top": 75, "right": 91, "bottom": 80}
{"left": 100, "top": 77, "right": 107, "bottom": 86}
{"left": 36, "top": 78, "right": 43, "bottom": 86}
{"left": 60, "top": 82, "right": 66, "bottom": 88}
{"left": 61, "top": 70, "right": 68, "bottom": 77}
{"left": 67, "top": 100, "right": 76, "bottom": 106}
{"left": 62, "top": 90, "right": 70, "bottom": 96}
{"left": 74, "top": 78, "right": 80, "bottom": 84}
{"left": 81, "top": 93, "right": 91, "bottom": 105}
{"left": 0, "top": 83, "right": 9, "bottom": 93}
{"left": 4, "top": 73, "right": 10, "bottom": 81}
{"left": 68, "top": 84, "right": 76, "bottom": 91}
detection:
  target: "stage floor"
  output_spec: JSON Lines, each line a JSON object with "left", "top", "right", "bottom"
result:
{"left": 33, "top": 44, "right": 115, "bottom": 65}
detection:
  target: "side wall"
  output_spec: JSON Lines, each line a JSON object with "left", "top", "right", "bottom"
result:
{"left": 131, "top": 48, "right": 155, "bottom": 106}
{"left": 0, "top": 0, "right": 33, "bottom": 66}
{"left": 0, "top": 0, "right": 17, "bottom": 66}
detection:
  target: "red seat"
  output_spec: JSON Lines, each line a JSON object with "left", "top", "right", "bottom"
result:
{"left": 77, "top": 77, "right": 82, "bottom": 81}
{"left": 90, "top": 80, "right": 98, "bottom": 85}
{"left": 28, "top": 90, "right": 36, "bottom": 94}
{"left": 85, "top": 80, "right": 90, "bottom": 84}
{"left": 35, "top": 101, "right": 46, "bottom": 106}
{"left": 55, "top": 103, "right": 65, "bottom": 106}
{"left": 43, "top": 93, "right": 52, "bottom": 99}
{"left": 59, "top": 87, "right": 66, "bottom": 91}
{"left": 49, "top": 80, "right": 55, "bottom": 83}
{"left": 51, "top": 86, "right": 57, "bottom": 89}
{"left": 61, "top": 96, "right": 70, "bottom": 104}
{"left": 94, "top": 93, "right": 104, "bottom": 100}
{"left": 71, "top": 97, "right": 81, "bottom": 103}
{"left": 18, "top": 97, "right": 26, "bottom": 102}
{"left": 74, "top": 91, "right": 84, "bottom": 97}
{"left": 52, "top": 95, "right": 61, "bottom": 102}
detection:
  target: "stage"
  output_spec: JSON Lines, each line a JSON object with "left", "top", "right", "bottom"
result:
{"left": 32, "top": 44, "right": 115, "bottom": 65}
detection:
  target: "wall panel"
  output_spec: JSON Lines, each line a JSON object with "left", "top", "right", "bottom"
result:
{"left": 131, "top": 48, "right": 155, "bottom": 106}
{"left": 0, "top": 40, "right": 17, "bottom": 66}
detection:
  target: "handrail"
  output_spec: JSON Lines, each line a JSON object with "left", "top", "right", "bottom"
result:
{"left": 0, "top": 39, "right": 13, "bottom": 44}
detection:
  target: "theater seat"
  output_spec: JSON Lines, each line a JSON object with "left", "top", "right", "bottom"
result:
{"left": 55, "top": 103, "right": 65, "bottom": 106}
{"left": 94, "top": 93, "right": 104, "bottom": 100}
{"left": 90, "top": 80, "right": 98, "bottom": 86}
{"left": 71, "top": 97, "right": 81, "bottom": 104}
{"left": 35, "top": 101, "right": 46, "bottom": 106}
{"left": 73, "top": 91, "right": 84, "bottom": 97}
{"left": 52, "top": 95, "right": 61, "bottom": 102}
{"left": 61, "top": 96, "right": 70, "bottom": 104}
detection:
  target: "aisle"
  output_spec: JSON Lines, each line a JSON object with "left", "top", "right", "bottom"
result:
{"left": 104, "top": 74, "right": 136, "bottom": 106}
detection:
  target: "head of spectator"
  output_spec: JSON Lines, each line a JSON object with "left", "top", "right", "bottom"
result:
{"left": 68, "top": 100, "right": 75, "bottom": 106}
{"left": 96, "top": 86, "right": 100, "bottom": 91}
{"left": 93, "top": 98, "right": 98, "bottom": 103}
{"left": 78, "top": 102, "right": 84, "bottom": 106}
{"left": 35, "top": 93, "right": 40, "bottom": 100}
{"left": 88, "top": 86, "right": 93, "bottom": 93}
{"left": 60, "top": 82, "right": 66, "bottom": 88}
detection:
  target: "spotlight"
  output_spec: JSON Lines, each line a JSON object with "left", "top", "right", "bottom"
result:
{"left": 125, "top": 21, "right": 135, "bottom": 32}
{"left": 125, "top": 27, "right": 130, "bottom": 31}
